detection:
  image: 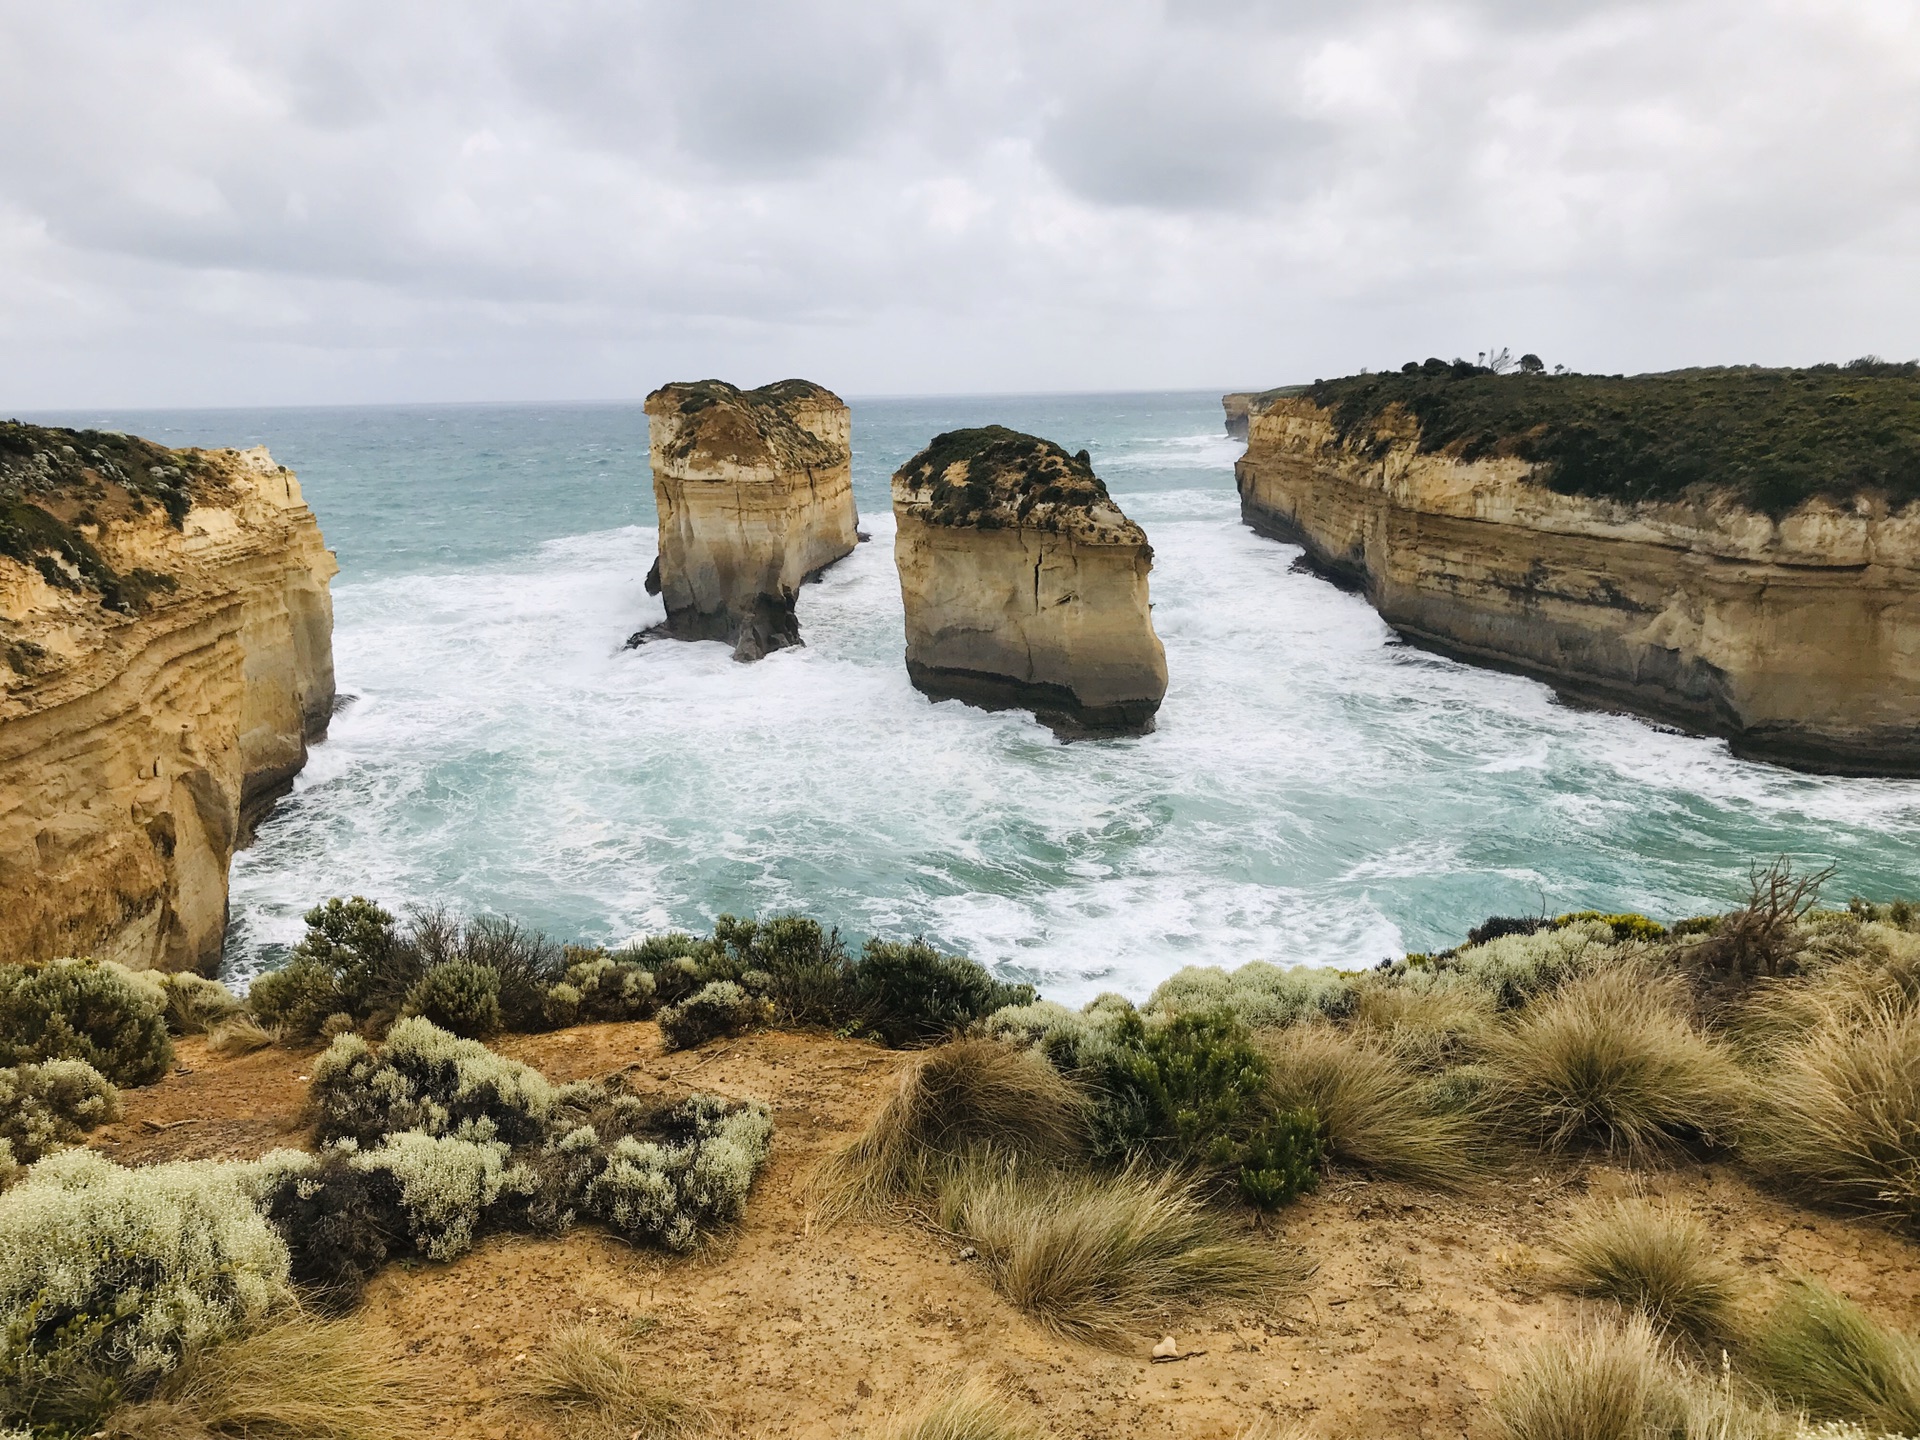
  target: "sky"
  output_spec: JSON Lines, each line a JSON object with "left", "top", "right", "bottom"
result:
{"left": 2, "top": 0, "right": 1917, "bottom": 408}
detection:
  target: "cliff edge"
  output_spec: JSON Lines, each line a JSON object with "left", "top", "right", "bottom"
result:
{"left": 641, "top": 379, "right": 858, "bottom": 661}
{"left": 0, "top": 423, "right": 337, "bottom": 971}
{"left": 1235, "top": 363, "right": 1920, "bottom": 773}
{"left": 892, "top": 426, "right": 1167, "bottom": 736}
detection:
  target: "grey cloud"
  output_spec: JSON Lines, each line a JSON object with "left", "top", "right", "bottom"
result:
{"left": 0, "top": 0, "right": 1914, "bottom": 407}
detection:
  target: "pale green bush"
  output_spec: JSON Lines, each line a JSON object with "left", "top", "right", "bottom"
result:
{"left": 1145, "top": 961, "right": 1358, "bottom": 1029}
{"left": 0, "top": 1149, "right": 289, "bottom": 1421}
{"left": 0, "top": 1060, "right": 120, "bottom": 1164}
{"left": 352, "top": 1132, "right": 534, "bottom": 1261}
{"left": 1435, "top": 918, "right": 1616, "bottom": 1008}
{"left": 983, "top": 997, "right": 1134, "bottom": 1072}
{"left": 657, "top": 980, "right": 773, "bottom": 1051}
{"left": 310, "top": 1016, "right": 564, "bottom": 1146}
{"left": 583, "top": 1096, "right": 773, "bottom": 1250}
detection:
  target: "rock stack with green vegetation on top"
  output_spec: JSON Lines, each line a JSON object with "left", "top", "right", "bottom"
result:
{"left": 0, "top": 423, "right": 336, "bottom": 973}
{"left": 1233, "top": 359, "right": 1920, "bottom": 774}
{"left": 891, "top": 426, "right": 1168, "bottom": 737}
{"left": 639, "top": 379, "right": 858, "bottom": 662}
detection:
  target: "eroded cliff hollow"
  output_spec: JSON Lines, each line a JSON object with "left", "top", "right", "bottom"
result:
{"left": 0, "top": 424, "right": 336, "bottom": 971}
{"left": 641, "top": 379, "right": 858, "bottom": 661}
{"left": 1236, "top": 367, "right": 1920, "bottom": 774}
{"left": 893, "top": 426, "right": 1167, "bottom": 736}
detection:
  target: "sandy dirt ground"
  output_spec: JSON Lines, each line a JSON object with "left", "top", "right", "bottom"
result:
{"left": 95, "top": 1023, "right": 1920, "bottom": 1439}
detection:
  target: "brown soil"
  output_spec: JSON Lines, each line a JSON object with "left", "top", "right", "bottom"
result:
{"left": 95, "top": 1024, "right": 1920, "bottom": 1439}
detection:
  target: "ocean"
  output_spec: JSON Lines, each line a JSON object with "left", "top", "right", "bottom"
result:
{"left": 33, "top": 391, "right": 1920, "bottom": 1003}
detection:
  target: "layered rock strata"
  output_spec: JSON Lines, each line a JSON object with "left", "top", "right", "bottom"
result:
{"left": 641, "top": 379, "right": 858, "bottom": 661}
{"left": 0, "top": 425, "right": 337, "bottom": 971}
{"left": 892, "top": 426, "right": 1167, "bottom": 736}
{"left": 1236, "top": 396, "right": 1920, "bottom": 774}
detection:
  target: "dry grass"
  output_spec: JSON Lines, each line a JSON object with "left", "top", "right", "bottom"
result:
{"left": 206, "top": 1014, "right": 278, "bottom": 1057}
{"left": 934, "top": 1160, "right": 1311, "bottom": 1350}
{"left": 105, "top": 1315, "right": 430, "bottom": 1439}
{"left": 1491, "top": 1315, "right": 1791, "bottom": 1440}
{"left": 868, "top": 1377, "right": 1044, "bottom": 1439}
{"left": 1750, "top": 999, "right": 1920, "bottom": 1224}
{"left": 1548, "top": 1197, "right": 1745, "bottom": 1341}
{"left": 1349, "top": 979, "right": 1497, "bottom": 1069}
{"left": 515, "top": 1323, "right": 701, "bottom": 1440}
{"left": 1752, "top": 1281, "right": 1920, "bottom": 1435}
{"left": 1484, "top": 964, "right": 1749, "bottom": 1160}
{"left": 813, "top": 1039, "right": 1083, "bottom": 1219}
{"left": 1259, "top": 1024, "right": 1482, "bottom": 1189}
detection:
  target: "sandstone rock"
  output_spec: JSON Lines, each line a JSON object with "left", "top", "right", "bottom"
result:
{"left": 1236, "top": 395, "right": 1920, "bottom": 774}
{"left": 641, "top": 379, "right": 858, "bottom": 661}
{"left": 892, "top": 427, "right": 1167, "bottom": 736}
{"left": 0, "top": 425, "right": 336, "bottom": 971}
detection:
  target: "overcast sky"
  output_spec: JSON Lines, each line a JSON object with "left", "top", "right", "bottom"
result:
{"left": 3, "top": 1, "right": 1916, "bottom": 408}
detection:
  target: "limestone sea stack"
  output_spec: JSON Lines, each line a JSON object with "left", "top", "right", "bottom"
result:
{"left": 641, "top": 379, "right": 858, "bottom": 661}
{"left": 892, "top": 426, "right": 1167, "bottom": 736}
{"left": 0, "top": 425, "right": 337, "bottom": 971}
{"left": 1235, "top": 364, "right": 1920, "bottom": 774}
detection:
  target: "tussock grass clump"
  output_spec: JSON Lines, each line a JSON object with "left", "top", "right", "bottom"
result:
{"left": 1752, "top": 1281, "right": 1920, "bottom": 1435}
{"left": 1484, "top": 963, "right": 1748, "bottom": 1159}
{"left": 158, "top": 973, "right": 243, "bottom": 1036}
{"left": 936, "top": 1161, "right": 1310, "bottom": 1349}
{"left": 870, "top": 1377, "right": 1042, "bottom": 1440}
{"left": 105, "top": 1316, "right": 429, "bottom": 1440}
{"left": 1549, "top": 1198, "right": 1743, "bottom": 1340}
{"left": 1259, "top": 1026, "right": 1481, "bottom": 1189}
{"left": 1491, "top": 1315, "right": 1791, "bottom": 1440}
{"left": 815, "top": 1039, "right": 1082, "bottom": 1218}
{"left": 517, "top": 1324, "right": 698, "bottom": 1440}
{"left": 1349, "top": 979, "right": 1498, "bottom": 1069}
{"left": 1750, "top": 1000, "right": 1920, "bottom": 1224}
{"left": 206, "top": 1014, "right": 277, "bottom": 1057}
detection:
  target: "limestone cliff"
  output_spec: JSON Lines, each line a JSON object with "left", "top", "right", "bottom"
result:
{"left": 1222, "top": 387, "right": 1304, "bottom": 440}
{"left": 641, "top": 379, "right": 858, "bottom": 661}
{"left": 1236, "top": 395, "right": 1920, "bottom": 774}
{"left": 892, "top": 426, "right": 1167, "bottom": 736}
{"left": 0, "top": 424, "right": 337, "bottom": 971}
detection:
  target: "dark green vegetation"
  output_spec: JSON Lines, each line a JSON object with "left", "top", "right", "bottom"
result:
{"left": 0, "top": 421, "right": 205, "bottom": 614}
{"left": 895, "top": 425, "right": 1113, "bottom": 530}
{"left": 1303, "top": 359, "right": 1920, "bottom": 515}
{"left": 250, "top": 900, "right": 1034, "bottom": 1054}
{"left": 0, "top": 959, "right": 173, "bottom": 1086}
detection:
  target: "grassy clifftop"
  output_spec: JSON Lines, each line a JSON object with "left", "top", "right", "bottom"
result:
{"left": 1303, "top": 359, "right": 1920, "bottom": 516}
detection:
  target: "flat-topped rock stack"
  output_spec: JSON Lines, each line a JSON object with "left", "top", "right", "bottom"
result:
{"left": 891, "top": 426, "right": 1167, "bottom": 736}
{"left": 641, "top": 379, "right": 859, "bottom": 661}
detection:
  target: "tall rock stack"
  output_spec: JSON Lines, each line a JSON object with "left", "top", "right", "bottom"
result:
{"left": 641, "top": 379, "right": 859, "bottom": 661}
{"left": 0, "top": 426, "right": 337, "bottom": 972}
{"left": 892, "top": 426, "right": 1168, "bottom": 736}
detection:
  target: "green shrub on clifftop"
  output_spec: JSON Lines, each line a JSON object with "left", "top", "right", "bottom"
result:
{"left": 0, "top": 958, "right": 172, "bottom": 1086}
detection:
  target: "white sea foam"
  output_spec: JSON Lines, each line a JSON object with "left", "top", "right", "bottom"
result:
{"left": 225, "top": 415, "right": 1920, "bottom": 1002}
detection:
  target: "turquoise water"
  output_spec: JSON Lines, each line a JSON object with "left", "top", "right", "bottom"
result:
{"left": 32, "top": 393, "right": 1920, "bottom": 1002}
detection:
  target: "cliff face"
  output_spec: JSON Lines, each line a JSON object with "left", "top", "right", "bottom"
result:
{"left": 1237, "top": 396, "right": 1920, "bottom": 774}
{"left": 0, "top": 426, "right": 337, "bottom": 971}
{"left": 892, "top": 426, "right": 1167, "bottom": 736}
{"left": 641, "top": 379, "right": 858, "bottom": 661}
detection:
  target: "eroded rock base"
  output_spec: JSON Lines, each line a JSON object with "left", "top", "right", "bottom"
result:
{"left": 906, "top": 660, "right": 1159, "bottom": 738}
